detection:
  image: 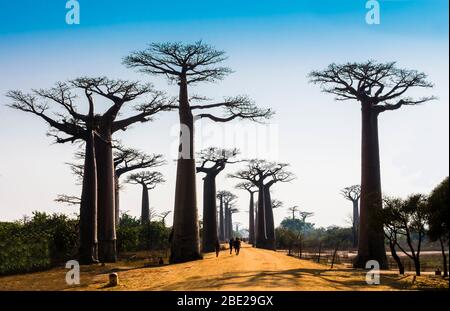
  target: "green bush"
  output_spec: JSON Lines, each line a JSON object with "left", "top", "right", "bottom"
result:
{"left": 117, "top": 213, "right": 171, "bottom": 253}
{"left": 0, "top": 222, "right": 51, "bottom": 275}
{"left": 0, "top": 211, "right": 171, "bottom": 275}
{"left": 0, "top": 212, "right": 78, "bottom": 275}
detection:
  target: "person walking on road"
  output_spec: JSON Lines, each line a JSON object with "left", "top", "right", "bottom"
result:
{"left": 234, "top": 238, "right": 241, "bottom": 255}
{"left": 215, "top": 239, "right": 221, "bottom": 257}
{"left": 229, "top": 238, "right": 234, "bottom": 254}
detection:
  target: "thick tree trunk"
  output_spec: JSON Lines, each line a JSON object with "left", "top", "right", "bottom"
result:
{"left": 224, "top": 202, "right": 229, "bottom": 240}
{"left": 389, "top": 242, "right": 404, "bottom": 275}
{"left": 114, "top": 175, "right": 120, "bottom": 227}
{"left": 170, "top": 76, "right": 201, "bottom": 263}
{"left": 254, "top": 201, "right": 258, "bottom": 244}
{"left": 355, "top": 104, "right": 387, "bottom": 269}
{"left": 249, "top": 192, "right": 255, "bottom": 246}
{"left": 255, "top": 185, "right": 268, "bottom": 248}
{"left": 229, "top": 209, "right": 233, "bottom": 238}
{"left": 95, "top": 128, "right": 117, "bottom": 263}
{"left": 413, "top": 257, "right": 421, "bottom": 276}
{"left": 219, "top": 197, "right": 225, "bottom": 241}
{"left": 202, "top": 175, "right": 217, "bottom": 252}
{"left": 263, "top": 185, "right": 276, "bottom": 250}
{"left": 352, "top": 200, "right": 359, "bottom": 248}
{"left": 439, "top": 237, "right": 448, "bottom": 277}
{"left": 141, "top": 184, "right": 150, "bottom": 224}
{"left": 79, "top": 131, "right": 98, "bottom": 264}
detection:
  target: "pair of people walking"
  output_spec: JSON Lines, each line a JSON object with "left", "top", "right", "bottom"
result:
{"left": 228, "top": 237, "right": 241, "bottom": 255}
{"left": 215, "top": 237, "right": 242, "bottom": 257}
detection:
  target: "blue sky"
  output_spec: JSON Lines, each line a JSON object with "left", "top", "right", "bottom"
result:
{"left": 0, "top": 0, "right": 448, "bottom": 36}
{"left": 0, "top": 0, "right": 448, "bottom": 228}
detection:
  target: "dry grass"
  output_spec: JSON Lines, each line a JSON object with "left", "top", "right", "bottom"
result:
{"left": 0, "top": 244, "right": 447, "bottom": 291}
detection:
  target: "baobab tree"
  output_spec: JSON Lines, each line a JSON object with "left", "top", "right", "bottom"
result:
{"left": 288, "top": 205, "right": 299, "bottom": 220}
{"left": 8, "top": 78, "right": 171, "bottom": 263}
{"left": 126, "top": 171, "right": 165, "bottom": 224}
{"left": 228, "top": 206, "right": 239, "bottom": 239}
{"left": 216, "top": 191, "right": 228, "bottom": 241}
{"left": 298, "top": 211, "right": 314, "bottom": 223}
{"left": 114, "top": 145, "right": 165, "bottom": 226}
{"left": 220, "top": 191, "right": 238, "bottom": 240}
{"left": 235, "top": 182, "right": 258, "bottom": 246}
{"left": 196, "top": 147, "right": 239, "bottom": 252}
{"left": 234, "top": 222, "right": 242, "bottom": 235}
{"left": 341, "top": 185, "right": 361, "bottom": 248}
{"left": 64, "top": 144, "right": 165, "bottom": 227}
{"left": 309, "top": 60, "right": 435, "bottom": 268}
{"left": 157, "top": 211, "right": 172, "bottom": 226}
{"left": 124, "top": 41, "right": 273, "bottom": 263}
{"left": 230, "top": 160, "right": 294, "bottom": 250}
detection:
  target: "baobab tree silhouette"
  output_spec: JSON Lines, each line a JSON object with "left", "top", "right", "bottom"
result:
{"left": 216, "top": 191, "right": 227, "bottom": 242}
{"left": 7, "top": 78, "right": 172, "bottom": 263}
{"left": 230, "top": 160, "right": 294, "bottom": 250}
{"left": 221, "top": 191, "right": 238, "bottom": 240}
{"left": 309, "top": 60, "right": 435, "bottom": 268}
{"left": 126, "top": 171, "right": 165, "bottom": 224}
{"left": 341, "top": 185, "right": 361, "bottom": 248}
{"left": 235, "top": 182, "right": 258, "bottom": 246}
{"left": 113, "top": 145, "right": 165, "bottom": 226}
{"left": 196, "top": 147, "right": 239, "bottom": 252}
{"left": 288, "top": 205, "right": 300, "bottom": 220}
{"left": 124, "top": 41, "right": 273, "bottom": 263}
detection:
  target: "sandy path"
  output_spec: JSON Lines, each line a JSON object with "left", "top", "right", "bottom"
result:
{"left": 0, "top": 244, "right": 446, "bottom": 291}
{"left": 115, "top": 244, "right": 396, "bottom": 291}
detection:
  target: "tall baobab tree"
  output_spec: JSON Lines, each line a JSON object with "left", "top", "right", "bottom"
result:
{"left": 288, "top": 205, "right": 299, "bottom": 220}
{"left": 126, "top": 171, "right": 165, "bottom": 224}
{"left": 234, "top": 222, "right": 242, "bottom": 235}
{"left": 341, "top": 185, "right": 361, "bottom": 248}
{"left": 216, "top": 191, "right": 227, "bottom": 241}
{"left": 8, "top": 85, "right": 97, "bottom": 264}
{"left": 114, "top": 145, "right": 165, "bottom": 226}
{"left": 309, "top": 60, "right": 435, "bottom": 268}
{"left": 235, "top": 182, "right": 258, "bottom": 246}
{"left": 230, "top": 160, "right": 294, "bottom": 250}
{"left": 228, "top": 206, "right": 239, "bottom": 239}
{"left": 124, "top": 41, "right": 273, "bottom": 263}
{"left": 196, "top": 147, "right": 239, "bottom": 252}
{"left": 8, "top": 78, "right": 171, "bottom": 263}
{"left": 221, "top": 191, "right": 238, "bottom": 240}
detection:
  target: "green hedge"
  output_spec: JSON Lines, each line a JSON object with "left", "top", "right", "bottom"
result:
{"left": 0, "top": 212, "right": 78, "bottom": 276}
{"left": 0, "top": 226, "right": 51, "bottom": 275}
{"left": 0, "top": 212, "right": 171, "bottom": 275}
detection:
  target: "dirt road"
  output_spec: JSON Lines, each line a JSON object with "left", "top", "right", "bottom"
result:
{"left": 0, "top": 243, "right": 447, "bottom": 290}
